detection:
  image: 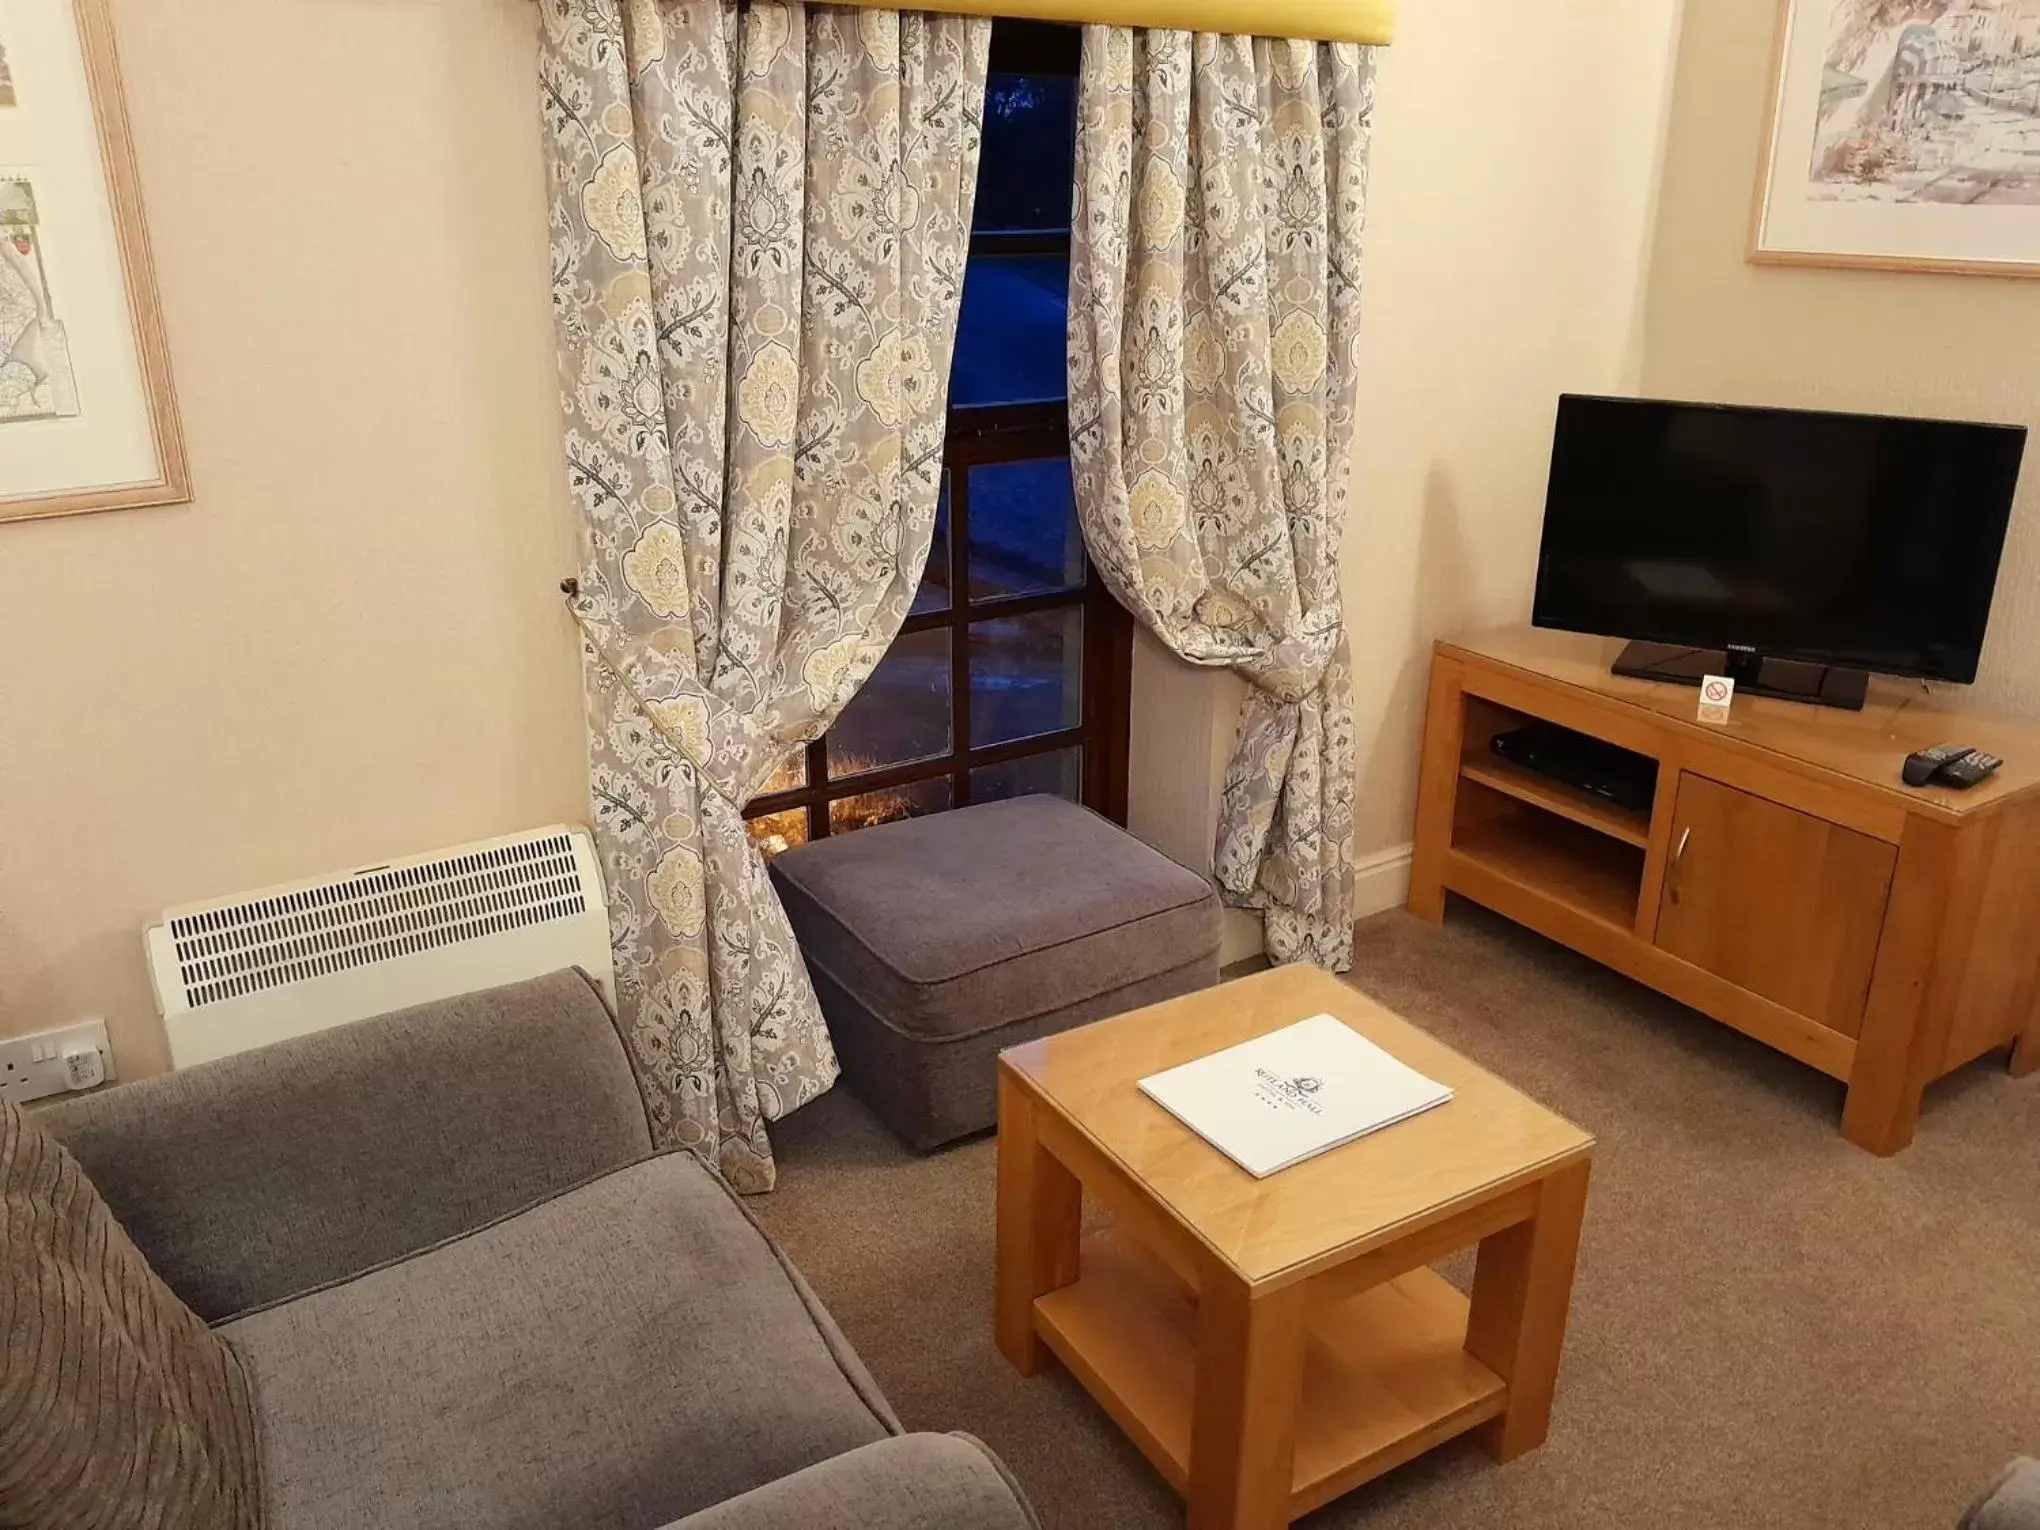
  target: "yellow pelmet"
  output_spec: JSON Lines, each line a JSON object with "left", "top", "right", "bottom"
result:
{"left": 858, "top": 0, "right": 1395, "bottom": 47}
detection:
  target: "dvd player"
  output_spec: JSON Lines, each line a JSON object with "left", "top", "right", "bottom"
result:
{"left": 1490, "top": 723, "right": 1655, "bottom": 813}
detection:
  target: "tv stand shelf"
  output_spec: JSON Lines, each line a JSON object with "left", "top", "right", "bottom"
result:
{"left": 1449, "top": 810, "right": 1644, "bottom": 934}
{"left": 1411, "top": 624, "right": 2040, "bottom": 1155}
{"left": 1458, "top": 755, "right": 1651, "bottom": 848}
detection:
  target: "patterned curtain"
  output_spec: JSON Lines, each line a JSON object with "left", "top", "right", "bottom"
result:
{"left": 538, "top": 1, "right": 989, "bottom": 1190}
{"left": 1068, "top": 31, "right": 1374, "bottom": 971}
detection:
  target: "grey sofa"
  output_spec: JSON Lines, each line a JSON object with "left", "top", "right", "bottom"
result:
{"left": 1968, "top": 1461, "right": 2040, "bottom": 1530}
{"left": 42, "top": 969, "right": 1037, "bottom": 1530}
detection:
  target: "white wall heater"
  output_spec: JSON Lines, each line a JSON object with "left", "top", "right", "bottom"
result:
{"left": 146, "top": 825, "right": 614, "bottom": 1068}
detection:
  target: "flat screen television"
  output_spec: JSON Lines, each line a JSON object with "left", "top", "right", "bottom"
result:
{"left": 1532, "top": 395, "right": 2027, "bottom": 709}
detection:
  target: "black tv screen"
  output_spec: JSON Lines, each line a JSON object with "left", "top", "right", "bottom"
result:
{"left": 1532, "top": 395, "right": 2027, "bottom": 684}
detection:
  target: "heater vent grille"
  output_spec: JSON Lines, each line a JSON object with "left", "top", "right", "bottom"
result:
{"left": 168, "top": 832, "right": 588, "bottom": 1010}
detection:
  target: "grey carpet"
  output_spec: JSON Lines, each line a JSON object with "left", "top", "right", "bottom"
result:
{"left": 754, "top": 904, "right": 2040, "bottom": 1529}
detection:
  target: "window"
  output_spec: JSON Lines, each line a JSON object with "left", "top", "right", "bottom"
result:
{"left": 746, "top": 22, "right": 1130, "bottom": 858}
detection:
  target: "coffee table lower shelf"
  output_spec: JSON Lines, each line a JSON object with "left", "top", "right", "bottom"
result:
{"left": 1033, "top": 1233, "right": 1508, "bottom": 1520}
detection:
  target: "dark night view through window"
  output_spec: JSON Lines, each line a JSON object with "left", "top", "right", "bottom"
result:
{"left": 951, "top": 71, "right": 1078, "bottom": 409}
{"left": 746, "top": 22, "right": 1131, "bottom": 858}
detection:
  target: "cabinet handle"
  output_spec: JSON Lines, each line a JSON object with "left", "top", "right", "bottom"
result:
{"left": 1667, "top": 826, "right": 1692, "bottom": 905}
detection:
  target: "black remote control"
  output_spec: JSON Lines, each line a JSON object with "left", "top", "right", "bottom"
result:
{"left": 1938, "top": 750, "right": 2003, "bottom": 789}
{"left": 1903, "top": 743, "right": 1973, "bottom": 788}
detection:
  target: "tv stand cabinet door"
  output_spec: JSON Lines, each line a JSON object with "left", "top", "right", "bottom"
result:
{"left": 1653, "top": 775, "right": 1898, "bottom": 1038}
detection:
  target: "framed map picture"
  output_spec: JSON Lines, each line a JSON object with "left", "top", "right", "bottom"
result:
{"left": 1753, "top": 0, "right": 2040, "bottom": 278}
{"left": 0, "top": 0, "right": 186, "bottom": 522}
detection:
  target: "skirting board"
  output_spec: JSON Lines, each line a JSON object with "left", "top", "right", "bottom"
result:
{"left": 1353, "top": 842, "right": 1416, "bottom": 921}
{"left": 1219, "top": 842, "right": 1416, "bottom": 968}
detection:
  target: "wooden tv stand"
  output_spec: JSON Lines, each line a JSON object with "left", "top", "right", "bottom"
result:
{"left": 1410, "top": 625, "right": 2040, "bottom": 1155}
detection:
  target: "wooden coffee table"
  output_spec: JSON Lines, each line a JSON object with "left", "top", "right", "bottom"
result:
{"left": 994, "top": 965, "right": 1594, "bottom": 1530}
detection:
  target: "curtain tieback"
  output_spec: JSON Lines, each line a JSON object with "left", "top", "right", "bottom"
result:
{"left": 560, "top": 581, "right": 762, "bottom": 812}
{"left": 1240, "top": 617, "right": 1343, "bottom": 707}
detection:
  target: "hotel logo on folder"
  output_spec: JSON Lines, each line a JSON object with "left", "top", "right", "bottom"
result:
{"left": 1138, "top": 1014, "right": 1454, "bottom": 1178}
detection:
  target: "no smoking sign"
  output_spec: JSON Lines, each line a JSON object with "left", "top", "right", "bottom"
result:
{"left": 1698, "top": 674, "right": 1735, "bottom": 723}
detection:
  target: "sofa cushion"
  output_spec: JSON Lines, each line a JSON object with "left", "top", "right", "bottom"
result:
{"left": 770, "top": 794, "right": 1220, "bottom": 1042}
{"left": 44, "top": 968, "right": 652, "bottom": 1322}
{"left": 222, "top": 1152, "right": 894, "bottom": 1530}
{"left": 0, "top": 1100, "right": 260, "bottom": 1530}
{"left": 662, "top": 1434, "right": 1040, "bottom": 1530}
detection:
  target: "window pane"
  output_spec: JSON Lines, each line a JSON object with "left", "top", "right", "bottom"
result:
{"left": 828, "top": 629, "right": 952, "bottom": 779}
{"left": 970, "top": 607, "right": 1082, "bottom": 748}
{"left": 950, "top": 255, "right": 1068, "bottom": 410}
{"left": 972, "top": 746, "right": 1081, "bottom": 807}
{"left": 746, "top": 808, "right": 808, "bottom": 860}
{"left": 976, "top": 75, "right": 1078, "bottom": 234}
{"left": 758, "top": 750, "right": 806, "bottom": 797}
{"left": 910, "top": 477, "right": 951, "bottom": 616}
{"left": 969, "top": 458, "right": 1083, "bottom": 601}
{"left": 829, "top": 777, "right": 953, "bottom": 836}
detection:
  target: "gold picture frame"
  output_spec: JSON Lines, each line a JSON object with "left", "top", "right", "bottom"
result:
{"left": 0, "top": 0, "right": 187, "bottom": 523}
{"left": 1750, "top": 0, "right": 2040, "bottom": 280}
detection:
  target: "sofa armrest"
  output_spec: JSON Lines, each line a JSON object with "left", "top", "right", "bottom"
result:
{"left": 1966, "top": 1460, "right": 2040, "bottom": 1530}
{"left": 663, "top": 1436, "right": 1038, "bottom": 1530}
{"left": 40, "top": 969, "right": 653, "bottom": 1322}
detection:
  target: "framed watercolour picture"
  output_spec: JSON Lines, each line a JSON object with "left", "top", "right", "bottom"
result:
{"left": 1, "top": 0, "right": 186, "bottom": 522}
{"left": 1753, "top": 0, "right": 2040, "bottom": 278}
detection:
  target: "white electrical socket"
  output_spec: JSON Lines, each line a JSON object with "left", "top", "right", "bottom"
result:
{"left": 0, "top": 1019, "right": 114, "bottom": 1106}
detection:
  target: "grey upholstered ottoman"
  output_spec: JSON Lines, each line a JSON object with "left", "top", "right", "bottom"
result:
{"left": 770, "top": 795, "right": 1222, "bottom": 1149}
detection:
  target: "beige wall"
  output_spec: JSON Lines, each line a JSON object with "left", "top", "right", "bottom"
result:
{"left": 1641, "top": 0, "right": 2040, "bottom": 717}
{"left": 0, "top": 1, "right": 584, "bottom": 1075}
{"left": 1343, "top": 0, "right": 1685, "bottom": 861}
{"left": 1131, "top": 0, "right": 1688, "bottom": 948}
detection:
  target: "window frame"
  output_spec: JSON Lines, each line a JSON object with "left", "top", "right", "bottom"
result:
{"left": 744, "top": 401, "right": 1132, "bottom": 842}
